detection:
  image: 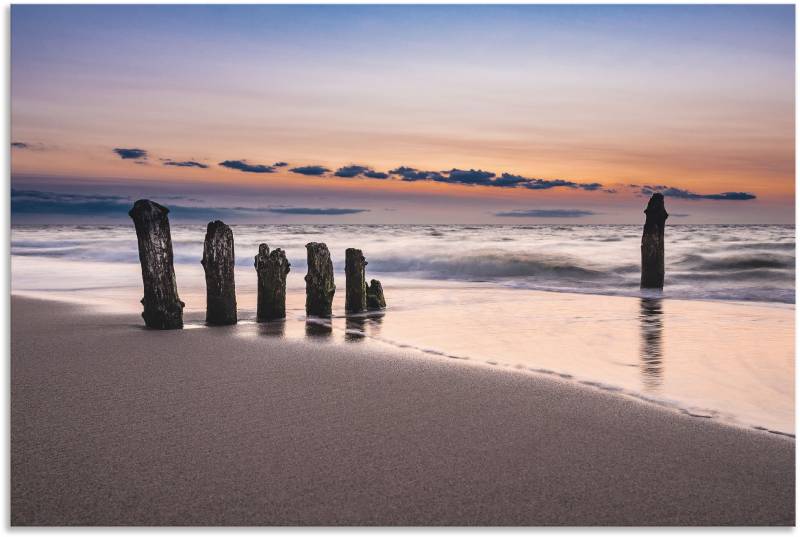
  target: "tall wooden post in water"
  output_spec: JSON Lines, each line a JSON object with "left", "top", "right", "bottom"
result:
{"left": 305, "top": 242, "right": 335, "bottom": 317}
{"left": 129, "top": 199, "right": 184, "bottom": 329}
{"left": 345, "top": 248, "right": 367, "bottom": 313}
{"left": 640, "top": 193, "right": 669, "bottom": 289}
{"left": 254, "top": 243, "right": 291, "bottom": 321}
{"left": 201, "top": 220, "right": 237, "bottom": 325}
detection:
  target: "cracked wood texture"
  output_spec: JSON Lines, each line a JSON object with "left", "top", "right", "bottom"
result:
{"left": 305, "top": 242, "right": 335, "bottom": 317}
{"left": 345, "top": 248, "right": 367, "bottom": 313}
{"left": 128, "top": 199, "right": 184, "bottom": 329}
{"left": 640, "top": 193, "right": 669, "bottom": 289}
{"left": 254, "top": 243, "right": 291, "bottom": 321}
{"left": 366, "top": 279, "right": 386, "bottom": 310}
{"left": 201, "top": 220, "right": 237, "bottom": 325}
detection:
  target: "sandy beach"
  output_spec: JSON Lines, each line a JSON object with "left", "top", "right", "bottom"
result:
{"left": 10, "top": 295, "right": 794, "bottom": 525}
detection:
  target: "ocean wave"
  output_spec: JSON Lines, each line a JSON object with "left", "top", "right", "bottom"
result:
{"left": 367, "top": 251, "right": 620, "bottom": 280}
{"left": 10, "top": 224, "right": 796, "bottom": 304}
{"left": 735, "top": 242, "right": 795, "bottom": 251}
{"left": 677, "top": 253, "right": 794, "bottom": 271}
{"left": 668, "top": 269, "right": 793, "bottom": 283}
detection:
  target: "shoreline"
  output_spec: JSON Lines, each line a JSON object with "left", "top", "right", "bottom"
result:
{"left": 12, "top": 290, "right": 796, "bottom": 437}
{"left": 11, "top": 296, "right": 795, "bottom": 525}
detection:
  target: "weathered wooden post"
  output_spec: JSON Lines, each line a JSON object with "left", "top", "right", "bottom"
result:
{"left": 201, "top": 220, "right": 237, "bottom": 325}
{"left": 366, "top": 279, "right": 386, "bottom": 309}
{"left": 254, "top": 243, "right": 291, "bottom": 321}
{"left": 640, "top": 193, "right": 669, "bottom": 289}
{"left": 128, "top": 199, "right": 184, "bottom": 329}
{"left": 345, "top": 248, "right": 367, "bottom": 313}
{"left": 305, "top": 242, "right": 335, "bottom": 317}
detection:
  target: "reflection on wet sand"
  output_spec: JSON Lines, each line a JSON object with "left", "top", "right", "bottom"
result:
{"left": 257, "top": 320, "right": 286, "bottom": 338}
{"left": 345, "top": 317, "right": 367, "bottom": 341}
{"left": 639, "top": 297, "right": 664, "bottom": 390}
{"left": 345, "top": 313, "right": 385, "bottom": 342}
{"left": 305, "top": 318, "right": 333, "bottom": 338}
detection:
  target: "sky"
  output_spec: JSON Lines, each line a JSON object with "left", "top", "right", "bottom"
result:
{"left": 10, "top": 4, "right": 796, "bottom": 223}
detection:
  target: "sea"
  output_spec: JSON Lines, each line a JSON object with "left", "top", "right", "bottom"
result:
{"left": 11, "top": 223, "right": 796, "bottom": 434}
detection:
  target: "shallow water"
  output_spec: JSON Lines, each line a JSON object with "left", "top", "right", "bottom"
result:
{"left": 12, "top": 223, "right": 795, "bottom": 303}
{"left": 11, "top": 224, "right": 796, "bottom": 434}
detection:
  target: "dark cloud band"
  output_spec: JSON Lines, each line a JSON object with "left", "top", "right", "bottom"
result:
{"left": 494, "top": 209, "right": 597, "bottom": 218}
{"left": 11, "top": 189, "right": 368, "bottom": 220}
{"left": 640, "top": 185, "right": 756, "bottom": 201}
{"left": 266, "top": 207, "right": 368, "bottom": 215}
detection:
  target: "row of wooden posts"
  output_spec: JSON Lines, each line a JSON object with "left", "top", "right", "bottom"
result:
{"left": 129, "top": 199, "right": 386, "bottom": 330}
{"left": 129, "top": 193, "right": 668, "bottom": 330}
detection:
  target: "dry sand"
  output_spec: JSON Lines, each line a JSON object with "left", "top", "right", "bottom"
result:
{"left": 11, "top": 296, "right": 795, "bottom": 525}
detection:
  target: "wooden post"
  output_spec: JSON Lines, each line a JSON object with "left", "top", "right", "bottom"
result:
{"left": 201, "top": 220, "right": 237, "bottom": 325}
{"left": 640, "top": 193, "right": 669, "bottom": 289}
{"left": 366, "top": 279, "right": 386, "bottom": 310}
{"left": 345, "top": 248, "right": 367, "bottom": 313}
{"left": 305, "top": 242, "right": 335, "bottom": 317}
{"left": 128, "top": 199, "right": 184, "bottom": 329}
{"left": 254, "top": 243, "right": 291, "bottom": 321}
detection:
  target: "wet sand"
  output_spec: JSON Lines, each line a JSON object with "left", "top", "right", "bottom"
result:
{"left": 11, "top": 296, "right": 795, "bottom": 525}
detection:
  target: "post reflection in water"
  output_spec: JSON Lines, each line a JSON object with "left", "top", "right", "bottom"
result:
{"left": 305, "top": 318, "right": 333, "bottom": 339}
{"left": 639, "top": 297, "right": 664, "bottom": 390}
{"left": 345, "top": 316, "right": 367, "bottom": 342}
{"left": 257, "top": 320, "right": 286, "bottom": 338}
{"left": 344, "top": 313, "right": 385, "bottom": 342}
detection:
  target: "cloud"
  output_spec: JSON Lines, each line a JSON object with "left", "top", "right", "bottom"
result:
{"left": 494, "top": 209, "right": 597, "bottom": 218}
{"left": 12, "top": 189, "right": 127, "bottom": 203}
{"left": 334, "top": 165, "right": 370, "bottom": 178}
{"left": 438, "top": 169, "right": 496, "bottom": 185}
{"left": 12, "top": 141, "right": 50, "bottom": 151}
{"left": 640, "top": 185, "right": 756, "bottom": 201}
{"left": 163, "top": 159, "right": 209, "bottom": 169}
{"left": 266, "top": 207, "right": 368, "bottom": 215}
{"left": 334, "top": 165, "right": 390, "bottom": 179}
{"left": 11, "top": 189, "right": 368, "bottom": 221}
{"left": 492, "top": 173, "right": 531, "bottom": 187}
{"left": 709, "top": 192, "right": 756, "bottom": 200}
{"left": 579, "top": 183, "right": 604, "bottom": 191}
{"left": 499, "top": 174, "right": 604, "bottom": 191}
{"left": 273, "top": 161, "right": 288, "bottom": 167}
{"left": 11, "top": 189, "right": 132, "bottom": 217}
{"left": 219, "top": 160, "right": 275, "bottom": 173}
{"left": 387, "top": 168, "right": 605, "bottom": 191}
{"left": 512, "top": 175, "right": 603, "bottom": 191}
{"left": 389, "top": 166, "right": 445, "bottom": 181}
{"left": 290, "top": 165, "right": 330, "bottom": 176}
{"left": 113, "top": 148, "right": 148, "bottom": 160}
